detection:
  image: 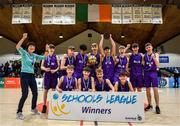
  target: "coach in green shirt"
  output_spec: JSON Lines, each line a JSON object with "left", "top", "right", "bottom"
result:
{"left": 16, "top": 33, "right": 48, "bottom": 120}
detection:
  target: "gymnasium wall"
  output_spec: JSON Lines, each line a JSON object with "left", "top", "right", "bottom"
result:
{"left": 0, "top": 37, "right": 16, "bottom": 55}
{"left": 158, "top": 34, "right": 180, "bottom": 67}
{"left": 159, "top": 35, "right": 180, "bottom": 54}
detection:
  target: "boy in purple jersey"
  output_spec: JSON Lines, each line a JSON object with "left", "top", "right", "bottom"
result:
{"left": 144, "top": 43, "right": 160, "bottom": 114}
{"left": 87, "top": 43, "right": 101, "bottom": 77}
{"left": 114, "top": 45, "right": 129, "bottom": 83}
{"left": 99, "top": 34, "right": 116, "bottom": 83}
{"left": 41, "top": 44, "right": 59, "bottom": 113}
{"left": 56, "top": 65, "right": 78, "bottom": 92}
{"left": 127, "top": 43, "right": 144, "bottom": 92}
{"left": 60, "top": 46, "right": 76, "bottom": 75}
{"left": 95, "top": 68, "right": 114, "bottom": 91}
{"left": 74, "top": 44, "right": 88, "bottom": 79}
{"left": 78, "top": 67, "right": 95, "bottom": 91}
{"left": 114, "top": 72, "right": 134, "bottom": 92}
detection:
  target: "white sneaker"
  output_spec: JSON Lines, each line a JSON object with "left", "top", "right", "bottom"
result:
{"left": 31, "top": 109, "right": 40, "bottom": 115}
{"left": 16, "top": 112, "right": 25, "bottom": 120}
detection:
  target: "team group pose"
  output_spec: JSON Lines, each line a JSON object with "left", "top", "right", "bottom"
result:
{"left": 16, "top": 33, "right": 161, "bottom": 119}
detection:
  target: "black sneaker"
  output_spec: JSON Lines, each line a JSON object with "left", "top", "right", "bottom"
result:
{"left": 156, "top": 106, "right": 161, "bottom": 114}
{"left": 42, "top": 105, "right": 47, "bottom": 113}
{"left": 145, "top": 104, "right": 153, "bottom": 111}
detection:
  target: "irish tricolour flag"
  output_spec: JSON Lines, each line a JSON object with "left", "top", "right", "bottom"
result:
{"left": 76, "top": 4, "right": 112, "bottom": 22}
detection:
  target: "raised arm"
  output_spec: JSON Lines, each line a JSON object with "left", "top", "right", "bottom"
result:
{"left": 16, "top": 33, "right": 27, "bottom": 49}
{"left": 109, "top": 34, "right": 116, "bottom": 56}
{"left": 125, "top": 44, "right": 131, "bottom": 53}
{"left": 99, "top": 34, "right": 105, "bottom": 57}
{"left": 153, "top": 53, "right": 160, "bottom": 67}
{"left": 60, "top": 54, "right": 67, "bottom": 70}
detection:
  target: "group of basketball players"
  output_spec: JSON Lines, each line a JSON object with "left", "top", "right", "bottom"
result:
{"left": 16, "top": 33, "right": 160, "bottom": 120}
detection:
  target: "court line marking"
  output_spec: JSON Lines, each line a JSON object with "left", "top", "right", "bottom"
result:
{"left": 80, "top": 120, "right": 83, "bottom": 126}
{"left": 128, "top": 122, "right": 133, "bottom": 126}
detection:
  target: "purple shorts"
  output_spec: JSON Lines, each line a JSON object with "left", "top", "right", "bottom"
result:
{"left": 73, "top": 71, "right": 83, "bottom": 79}
{"left": 130, "top": 74, "right": 143, "bottom": 88}
{"left": 144, "top": 71, "right": 158, "bottom": 88}
{"left": 44, "top": 72, "right": 58, "bottom": 90}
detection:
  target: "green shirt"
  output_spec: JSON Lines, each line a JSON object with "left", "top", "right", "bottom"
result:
{"left": 17, "top": 47, "right": 45, "bottom": 74}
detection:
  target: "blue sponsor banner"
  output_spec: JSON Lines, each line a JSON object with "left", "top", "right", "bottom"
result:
{"left": 159, "top": 56, "right": 169, "bottom": 63}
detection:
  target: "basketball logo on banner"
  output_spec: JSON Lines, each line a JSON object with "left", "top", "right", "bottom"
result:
{"left": 132, "top": 5, "right": 142, "bottom": 23}
{"left": 112, "top": 4, "right": 122, "bottom": 24}
{"left": 122, "top": 4, "right": 132, "bottom": 24}
{"left": 152, "top": 4, "right": 163, "bottom": 24}
{"left": 142, "top": 5, "right": 152, "bottom": 23}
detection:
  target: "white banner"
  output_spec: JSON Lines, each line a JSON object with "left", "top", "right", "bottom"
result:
{"left": 12, "top": 4, "right": 23, "bottom": 24}
{"left": 112, "top": 4, "right": 122, "bottom": 24}
{"left": 142, "top": 5, "right": 152, "bottom": 23}
{"left": 42, "top": 4, "right": 54, "bottom": 24}
{"left": 48, "top": 91, "right": 145, "bottom": 122}
{"left": 63, "top": 4, "right": 76, "bottom": 24}
{"left": 132, "top": 5, "right": 142, "bottom": 23}
{"left": 21, "top": 4, "right": 32, "bottom": 23}
{"left": 53, "top": 4, "right": 64, "bottom": 24}
{"left": 53, "top": 4, "right": 75, "bottom": 24}
{"left": 12, "top": 4, "right": 32, "bottom": 24}
{"left": 152, "top": 4, "right": 163, "bottom": 24}
{"left": 122, "top": 4, "right": 132, "bottom": 24}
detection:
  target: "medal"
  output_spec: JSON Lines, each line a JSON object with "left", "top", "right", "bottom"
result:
{"left": 83, "top": 78, "right": 89, "bottom": 91}
{"left": 101, "top": 80, "right": 105, "bottom": 91}
{"left": 47, "top": 56, "right": 50, "bottom": 66}
{"left": 66, "top": 76, "right": 73, "bottom": 90}
{"left": 68, "top": 56, "right": 74, "bottom": 65}
{"left": 80, "top": 53, "right": 86, "bottom": 66}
